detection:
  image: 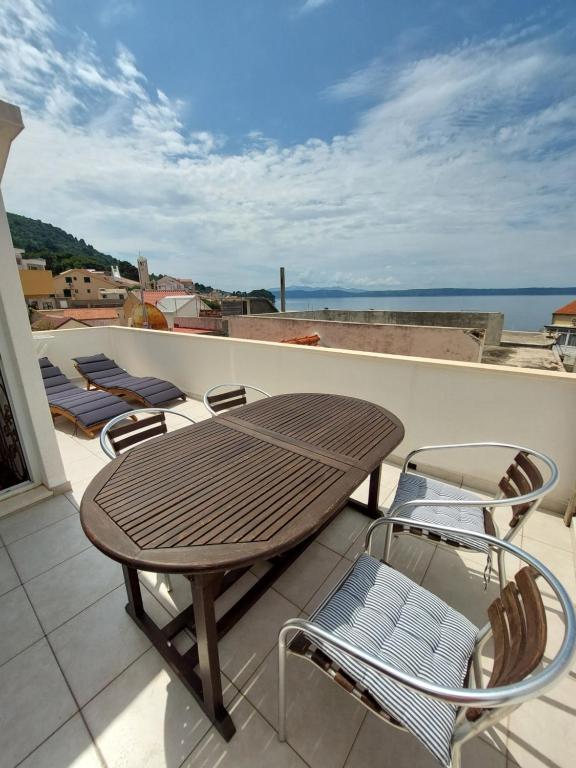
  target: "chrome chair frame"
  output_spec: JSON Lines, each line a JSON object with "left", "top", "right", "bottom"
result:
{"left": 278, "top": 520, "right": 575, "bottom": 768}
{"left": 203, "top": 383, "right": 271, "bottom": 416}
{"left": 99, "top": 408, "right": 196, "bottom": 592}
{"left": 384, "top": 442, "right": 559, "bottom": 589}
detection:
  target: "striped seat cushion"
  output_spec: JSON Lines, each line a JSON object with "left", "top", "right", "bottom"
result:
{"left": 309, "top": 554, "right": 478, "bottom": 767}
{"left": 389, "top": 472, "right": 490, "bottom": 552}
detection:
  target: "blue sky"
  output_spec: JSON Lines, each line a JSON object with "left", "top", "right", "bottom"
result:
{"left": 0, "top": 1, "right": 575, "bottom": 289}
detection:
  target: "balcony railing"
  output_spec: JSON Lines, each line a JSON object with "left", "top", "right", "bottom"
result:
{"left": 33, "top": 324, "right": 575, "bottom": 513}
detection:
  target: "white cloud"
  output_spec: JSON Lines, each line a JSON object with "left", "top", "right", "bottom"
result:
{"left": 98, "top": 1, "right": 138, "bottom": 28}
{"left": 299, "top": 0, "right": 336, "bottom": 16}
{"left": 0, "top": 1, "right": 575, "bottom": 291}
{"left": 324, "top": 59, "right": 386, "bottom": 101}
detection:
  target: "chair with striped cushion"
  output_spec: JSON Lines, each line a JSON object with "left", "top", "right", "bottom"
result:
{"left": 278, "top": 520, "right": 576, "bottom": 768}
{"left": 382, "top": 443, "right": 558, "bottom": 588}
{"left": 203, "top": 383, "right": 270, "bottom": 416}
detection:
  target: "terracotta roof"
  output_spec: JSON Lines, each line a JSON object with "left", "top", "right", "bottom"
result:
{"left": 58, "top": 308, "right": 119, "bottom": 320}
{"left": 173, "top": 327, "right": 215, "bottom": 335}
{"left": 553, "top": 299, "right": 576, "bottom": 315}
{"left": 281, "top": 334, "right": 321, "bottom": 346}
{"left": 31, "top": 316, "right": 90, "bottom": 330}
{"left": 141, "top": 290, "right": 189, "bottom": 305}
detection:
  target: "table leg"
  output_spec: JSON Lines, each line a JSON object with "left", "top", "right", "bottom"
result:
{"left": 123, "top": 565, "right": 144, "bottom": 617}
{"left": 367, "top": 463, "right": 382, "bottom": 517}
{"left": 191, "top": 573, "right": 235, "bottom": 740}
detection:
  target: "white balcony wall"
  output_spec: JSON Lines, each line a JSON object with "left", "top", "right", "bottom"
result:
{"left": 36, "top": 325, "right": 576, "bottom": 513}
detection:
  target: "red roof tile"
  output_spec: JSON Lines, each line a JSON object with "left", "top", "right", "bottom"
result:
{"left": 553, "top": 299, "right": 576, "bottom": 315}
{"left": 59, "top": 308, "right": 119, "bottom": 320}
{"left": 173, "top": 326, "right": 214, "bottom": 334}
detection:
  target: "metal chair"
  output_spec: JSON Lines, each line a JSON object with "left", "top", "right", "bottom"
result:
{"left": 99, "top": 408, "right": 196, "bottom": 592}
{"left": 203, "top": 383, "right": 270, "bottom": 416}
{"left": 382, "top": 443, "right": 558, "bottom": 589}
{"left": 278, "top": 520, "right": 575, "bottom": 768}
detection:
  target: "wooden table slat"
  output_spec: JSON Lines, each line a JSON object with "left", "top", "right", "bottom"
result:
{"left": 139, "top": 451, "right": 322, "bottom": 549}
{"left": 102, "top": 436, "right": 275, "bottom": 519}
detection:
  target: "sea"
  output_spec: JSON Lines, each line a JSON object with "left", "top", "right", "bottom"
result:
{"left": 284, "top": 294, "right": 569, "bottom": 332}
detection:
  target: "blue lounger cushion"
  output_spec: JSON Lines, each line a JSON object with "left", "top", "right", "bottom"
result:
{"left": 39, "top": 357, "right": 133, "bottom": 432}
{"left": 73, "top": 353, "right": 186, "bottom": 406}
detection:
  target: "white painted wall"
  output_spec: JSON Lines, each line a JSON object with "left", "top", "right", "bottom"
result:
{"left": 0, "top": 100, "right": 68, "bottom": 507}
{"left": 35, "top": 325, "right": 576, "bottom": 513}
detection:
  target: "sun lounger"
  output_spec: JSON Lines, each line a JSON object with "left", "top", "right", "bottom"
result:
{"left": 39, "top": 357, "right": 133, "bottom": 437}
{"left": 73, "top": 353, "right": 187, "bottom": 407}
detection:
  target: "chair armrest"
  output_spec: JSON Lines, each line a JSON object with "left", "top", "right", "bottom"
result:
{"left": 279, "top": 588, "right": 574, "bottom": 708}
{"left": 396, "top": 443, "right": 558, "bottom": 513}
{"left": 402, "top": 442, "right": 557, "bottom": 479}
{"left": 302, "top": 520, "right": 575, "bottom": 707}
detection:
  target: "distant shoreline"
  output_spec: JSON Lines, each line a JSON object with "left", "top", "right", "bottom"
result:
{"left": 272, "top": 287, "right": 576, "bottom": 299}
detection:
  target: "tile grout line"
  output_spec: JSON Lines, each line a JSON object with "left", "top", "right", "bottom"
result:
{"left": 11, "top": 711, "right": 87, "bottom": 768}
{"left": 22, "top": 565, "right": 125, "bottom": 636}
{"left": 0, "top": 501, "right": 79, "bottom": 546}
{"left": 301, "top": 552, "right": 352, "bottom": 615}
{"left": 3, "top": 540, "right": 110, "bottom": 768}
{"left": 12, "top": 541, "right": 94, "bottom": 586}
{"left": 221, "top": 687, "right": 315, "bottom": 768}
{"left": 341, "top": 710, "right": 368, "bottom": 768}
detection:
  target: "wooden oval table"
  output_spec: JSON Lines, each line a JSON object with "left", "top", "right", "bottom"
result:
{"left": 81, "top": 393, "right": 404, "bottom": 739}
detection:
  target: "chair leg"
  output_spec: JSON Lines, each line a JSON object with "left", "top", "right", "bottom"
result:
{"left": 497, "top": 548, "right": 507, "bottom": 591}
{"left": 383, "top": 523, "right": 393, "bottom": 563}
{"left": 278, "top": 630, "right": 288, "bottom": 742}
{"left": 451, "top": 742, "right": 462, "bottom": 768}
{"left": 163, "top": 574, "right": 173, "bottom": 592}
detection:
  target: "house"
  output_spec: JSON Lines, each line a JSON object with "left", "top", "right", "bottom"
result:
{"left": 156, "top": 275, "right": 195, "bottom": 292}
{"left": 549, "top": 299, "right": 576, "bottom": 329}
{"left": 15, "top": 249, "right": 47, "bottom": 271}
{"left": 545, "top": 299, "right": 576, "bottom": 367}
{"left": 15, "top": 248, "right": 57, "bottom": 309}
{"left": 53, "top": 268, "right": 129, "bottom": 302}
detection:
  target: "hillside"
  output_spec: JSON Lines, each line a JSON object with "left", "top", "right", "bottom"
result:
{"left": 7, "top": 212, "right": 138, "bottom": 280}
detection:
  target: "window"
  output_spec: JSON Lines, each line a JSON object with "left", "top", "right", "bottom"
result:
{"left": 65, "top": 276, "right": 72, "bottom": 284}
{"left": 63, "top": 289, "right": 71, "bottom": 297}
{"left": 74, "top": 289, "right": 78, "bottom": 294}
{"left": 87, "top": 289, "right": 91, "bottom": 293}
{"left": 84, "top": 276, "right": 91, "bottom": 283}
{"left": 73, "top": 276, "right": 77, "bottom": 281}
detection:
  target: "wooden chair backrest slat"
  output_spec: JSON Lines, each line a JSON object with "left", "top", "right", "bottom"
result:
{"left": 516, "top": 451, "right": 544, "bottom": 489}
{"left": 207, "top": 387, "right": 248, "bottom": 413}
{"left": 467, "top": 566, "right": 546, "bottom": 721}
{"left": 207, "top": 387, "right": 247, "bottom": 405}
{"left": 108, "top": 413, "right": 167, "bottom": 455}
{"left": 507, "top": 463, "right": 531, "bottom": 498}
{"left": 210, "top": 396, "right": 248, "bottom": 412}
{"left": 498, "top": 451, "right": 545, "bottom": 526}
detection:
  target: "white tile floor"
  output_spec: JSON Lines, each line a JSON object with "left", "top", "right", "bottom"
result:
{"left": 0, "top": 397, "right": 575, "bottom": 768}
